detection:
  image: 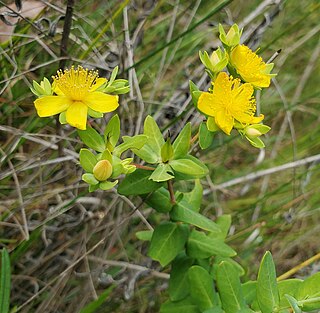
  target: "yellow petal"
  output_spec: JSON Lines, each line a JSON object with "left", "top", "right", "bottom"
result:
{"left": 84, "top": 92, "right": 119, "bottom": 113}
{"left": 215, "top": 110, "right": 234, "bottom": 135}
{"left": 34, "top": 96, "right": 70, "bottom": 117}
{"left": 90, "top": 78, "right": 107, "bottom": 91}
{"left": 66, "top": 101, "right": 88, "bottom": 130}
{"left": 52, "top": 81, "right": 64, "bottom": 96}
{"left": 198, "top": 92, "right": 216, "bottom": 117}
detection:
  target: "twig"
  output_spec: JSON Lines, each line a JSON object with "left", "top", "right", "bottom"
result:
{"left": 204, "top": 153, "right": 320, "bottom": 191}
{"left": 167, "top": 180, "right": 176, "bottom": 204}
{"left": 277, "top": 252, "right": 320, "bottom": 281}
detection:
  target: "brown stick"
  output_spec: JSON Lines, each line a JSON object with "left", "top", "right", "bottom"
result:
{"left": 56, "top": 0, "right": 75, "bottom": 156}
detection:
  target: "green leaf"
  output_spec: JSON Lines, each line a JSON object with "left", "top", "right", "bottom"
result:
{"left": 160, "top": 297, "right": 200, "bottom": 313}
{"left": 108, "top": 66, "right": 118, "bottom": 85}
{"left": 148, "top": 222, "right": 189, "bottom": 267}
{"left": 87, "top": 108, "right": 103, "bottom": 118}
{"left": 188, "top": 265, "right": 216, "bottom": 311}
{"left": 144, "top": 115, "right": 165, "bottom": 157}
{"left": 169, "top": 254, "right": 194, "bottom": 301}
{"left": 170, "top": 201, "right": 221, "bottom": 233}
{"left": 170, "top": 157, "right": 208, "bottom": 179}
{"left": 278, "top": 279, "right": 303, "bottom": 307}
{"left": 187, "top": 230, "right": 236, "bottom": 259}
{"left": 257, "top": 251, "right": 280, "bottom": 313}
{"left": 0, "top": 248, "right": 11, "bottom": 313}
{"left": 104, "top": 114, "right": 120, "bottom": 149}
{"left": 173, "top": 123, "right": 191, "bottom": 159}
{"left": 79, "top": 285, "right": 115, "bottom": 313}
{"left": 114, "top": 135, "right": 148, "bottom": 156}
{"left": 189, "top": 80, "right": 201, "bottom": 107}
{"left": 216, "top": 261, "right": 246, "bottom": 313}
{"left": 212, "top": 257, "right": 245, "bottom": 280}
{"left": 213, "top": 215, "right": 232, "bottom": 240}
{"left": 136, "top": 230, "right": 153, "bottom": 241}
{"left": 285, "top": 295, "right": 302, "bottom": 313}
{"left": 79, "top": 149, "right": 97, "bottom": 173}
{"left": 78, "top": 127, "right": 105, "bottom": 152}
{"left": 82, "top": 173, "right": 99, "bottom": 185}
{"left": 207, "top": 117, "right": 219, "bottom": 132}
{"left": 199, "top": 122, "right": 214, "bottom": 149}
{"left": 245, "top": 136, "right": 265, "bottom": 149}
{"left": 99, "top": 180, "right": 118, "bottom": 190}
{"left": 182, "top": 179, "right": 203, "bottom": 212}
{"left": 242, "top": 281, "right": 257, "bottom": 306}
{"left": 161, "top": 139, "right": 174, "bottom": 162}
{"left": 117, "top": 169, "right": 163, "bottom": 195}
{"left": 295, "top": 272, "right": 320, "bottom": 311}
{"left": 149, "top": 163, "right": 174, "bottom": 182}
{"left": 144, "top": 187, "right": 173, "bottom": 213}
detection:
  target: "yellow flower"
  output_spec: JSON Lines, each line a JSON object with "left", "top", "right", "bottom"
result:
{"left": 34, "top": 66, "right": 119, "bottom": 130}
{"left": 230, "top": 45, "right": 275, "bottom": 88}
{"left": 197, "top": 72, "right": 264, "bottom": 135}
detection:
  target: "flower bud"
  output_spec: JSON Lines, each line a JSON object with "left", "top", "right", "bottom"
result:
{"left": 244, "top": 124, "right": 271, "bottom": 139}
{"left": 93, "top": 160, "right": 113, "bottom": 181}
{"left": 246, "top": 127, "right": 262, "bottom": 138}
{"left": 219, "top": 23, "right": 242, "bottom": 48}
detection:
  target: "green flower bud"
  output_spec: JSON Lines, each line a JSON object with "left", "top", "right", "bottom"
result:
{"left": 93, "top": 159, "right": 113, "bottom": 181}
{"left": 244, "top": 124, "right": 271, "bottom": 139}
{"left": 219, "top": 23, "right": 242, "bottom": 48}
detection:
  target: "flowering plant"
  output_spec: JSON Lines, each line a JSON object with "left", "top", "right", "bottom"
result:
{"left": 22, "top": 23, "right": 320, "bottom": 313}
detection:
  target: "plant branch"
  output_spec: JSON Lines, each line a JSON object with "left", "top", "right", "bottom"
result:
{"left": 167, "top": 180, "right": 176, "bottom": 204}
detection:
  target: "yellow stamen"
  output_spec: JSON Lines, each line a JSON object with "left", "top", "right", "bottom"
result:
{"left": 53, "top": 66, "right": 99, "bottom": 101}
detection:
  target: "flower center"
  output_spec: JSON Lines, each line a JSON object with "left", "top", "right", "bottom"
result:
{"left": 53, "top": 66, "right": 99, "bottom": 101}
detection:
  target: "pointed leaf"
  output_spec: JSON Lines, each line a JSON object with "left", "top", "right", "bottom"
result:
{"left": 169, "top": 254, "right": 194, "bottom": 301}
{"left": 188, "top": 265, "right": 216, "bottom": 311}
{"left": 285, "top": 295, "right": 302, "bottom": 313}
{"left": 104, "top": 114, "right": 120, "bottom": 148}
{"left": 161, "top": 139, "right": 174, "bottom": 162}
{"left": 295, "top": 272, "right": 320, "bottom": 311}
{"left": 257, "top": 251, "right": 280, "bottom": 313}
{"left": 114, "top": 135, "right": 148, "bottom": 156}
{"left": 144, "top": 187, "right": 173, "bottom": 213}
{"left": 170, "top": 157, "right": 208, "bottom": 179}
{"left": 136, "top": 230, "right": 153, "bottom": 241}
{"left": 117, "top": 169, "right": 163, "bottom": 195}
{"left": 144, "top": 115, "right": 165, "bottom": 156}
{"left": 278, "top": 279, "right": 303, "bottom": 307}
{"left": 242, "top": 281, "right": 257, "bottom": 306}
{"left": 78, "top": 127, "right": 105, "bottom": 152}
{"left": 199, "top": 122, "right": 214, "bottom": 149}
{"left": 182, "top": 179, "right": 203, "bottom": 212}
{"left": 187, "top": 229, "right": 236, "bottom": 259}
{"left": 148, "top": 222, "right": 189, "bottom": 267}
{"left": 149, "top": 163, "right": 174, "bottom": 182}
{"left": 79, "top": 149, "right": 97, "bottom": 173}
{"left": 170, "top": 201, "right": 221, "bottom": 233}
{"left": 173, "top": 123, "right": 191, "bottom": 159}
{"left": 213, "top": 215, "right": 232, "bottom": 240}
{"left": 216, "top": 261, "right": 247, "bottom": 313}
{"left": 99, "top": 180, "right": 118, "bottom": 190}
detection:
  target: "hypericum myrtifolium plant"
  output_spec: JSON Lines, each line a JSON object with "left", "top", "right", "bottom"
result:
{"left": 1, "top": 23, "right": 318, "bottom": 313}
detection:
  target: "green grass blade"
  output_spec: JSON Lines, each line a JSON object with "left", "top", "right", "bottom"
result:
{"left": 79, "top": 285, "right": 115, "bottom": 313}
{"left": 126, "top": 0, "right": 233, "bottom": 70}
{"left": 0, "top": 248, "right": 11, "bottom": 313}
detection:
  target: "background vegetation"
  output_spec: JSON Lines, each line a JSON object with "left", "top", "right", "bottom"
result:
{"left": 0, "top": 0, "right": 319, "bottom": 312}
